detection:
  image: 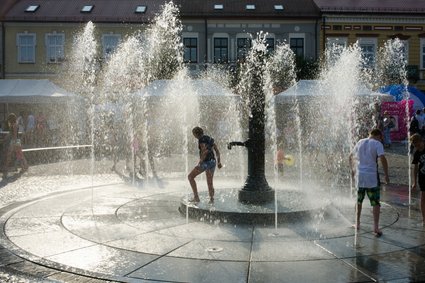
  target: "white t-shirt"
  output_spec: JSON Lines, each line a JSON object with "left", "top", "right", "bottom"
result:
{"left": 27, "top": 114, "right": 35, "bottom": 130}
{"left": 17, "top": 116, "right": 25, "bottom": 133}
{"left": 352, "top": 138, "right": 385, "bottom": 188}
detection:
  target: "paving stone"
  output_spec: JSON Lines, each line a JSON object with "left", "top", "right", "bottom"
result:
{"left": 0, "top": 246, "right": 24, "bottom": 266}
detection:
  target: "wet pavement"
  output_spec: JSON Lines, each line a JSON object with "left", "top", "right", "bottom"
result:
{"left": 1, "top": 142, "right": 425, "bottom": 282}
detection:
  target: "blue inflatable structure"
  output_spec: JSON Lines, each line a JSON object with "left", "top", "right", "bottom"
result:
{"left": 379, "top": 84, "right": 425, "bottom": 109}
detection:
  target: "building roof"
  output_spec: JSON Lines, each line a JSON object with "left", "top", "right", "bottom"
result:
{"left": 313, "top": 0, "right": 425, "bottom": 14}
{"left": 177, "top": 0, "right": 320, "bottom": 19}
{"left": 4, "top": 0, "right": 163, "bottom": 23}
{"left": 3, "top": 0, "right": 321, "bottom": 23}
{"left": 0, "top": 0, "right": 19, "bottom": 20}
{"left": 4, "top": 0, "right": 425, "bottom": 23}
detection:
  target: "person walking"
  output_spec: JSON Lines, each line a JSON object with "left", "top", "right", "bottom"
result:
{"left": 2, "top": 113, "right": 29, "bottom": 179}
{"left": 349, "top": 128, "right": 389, "bottom": 237}
{"left": 26, "top": 111, "right": 36, "bottom": 146}
{"left": 409, "top": 110, "right": 421, "bottom": 154}
{"left": 410, "top": 133, "right": 425, "bottom": 226}
{"left": 188, "top": 126, "right": 222, "bottom": 204}
{"left": 382, "top": 111, "right": 393, "bottom": 148}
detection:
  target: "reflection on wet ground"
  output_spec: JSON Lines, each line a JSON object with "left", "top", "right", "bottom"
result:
{"left": 0, "top": 168, "right": 425, "bottom": 282}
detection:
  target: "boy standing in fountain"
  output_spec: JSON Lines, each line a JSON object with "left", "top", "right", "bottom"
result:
{"left": 188, "top": 127, "right": 222, "bottom": 203}
{"left": 349, "top": 128, "right": 389, "bottom": 237}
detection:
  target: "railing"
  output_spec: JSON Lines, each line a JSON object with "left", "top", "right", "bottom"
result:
{"left": 22, "top": 144, "right": 92, "bottom": 152}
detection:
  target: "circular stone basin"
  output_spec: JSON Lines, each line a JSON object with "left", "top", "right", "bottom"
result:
{"left": 179, "top": 188, "right": 330, "bottom": 224}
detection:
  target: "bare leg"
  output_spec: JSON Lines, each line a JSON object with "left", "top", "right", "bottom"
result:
{"left": 188, "top": 167, "right": 202, "bottom": 202}
{"left": 2, "top": 145, "right": 14, "bottom": 178}
{"left": 356, "top": 203, "right": 362, "bottom": 229}
{"left": 148, "top": 154, "right": 157, "bottom": 178}
{"left": 373, "top": 205, "right": 381, "bottom": 234}
{"left": 206, "top": 169, "right": 215, "bottom": 202}
{"left": 421, "top": 192, "right": 425, "bottom": 226}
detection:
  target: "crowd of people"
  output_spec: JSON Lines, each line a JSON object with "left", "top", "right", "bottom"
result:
{"left": 1, "top": 113, "right": 29, "bottom": 178}
{"left": 1, "top": 110, "right": 55, "bottom": 148}
{"left": 0, "top": 110, "right": 63, "bottom": 179}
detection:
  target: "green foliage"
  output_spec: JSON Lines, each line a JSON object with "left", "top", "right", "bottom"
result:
{"left": 295, "top": 56, "right": 320, "bottom": 80}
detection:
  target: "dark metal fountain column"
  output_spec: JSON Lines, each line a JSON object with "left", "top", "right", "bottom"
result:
{"left": 228, "top": 51, "right": 274, "bottom": 204}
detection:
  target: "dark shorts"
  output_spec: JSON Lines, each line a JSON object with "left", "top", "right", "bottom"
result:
{"left": 277, "top": 164, "right": 284, "bottom": 174}
{"left": 419, "top": 179, "right": 425, "bottom": 191}
{"left": 357, "top": 187, "right": 380, "bottom": 206}
{"left": 198, "top": 159, "right": 216, "bottom": 172}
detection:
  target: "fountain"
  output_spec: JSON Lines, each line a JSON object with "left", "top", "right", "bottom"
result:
{"left": 59, "top": 2, "right": 403, "bottom": 224}
{"left": 0, "top": 2, "right": 417, "bottom": 282}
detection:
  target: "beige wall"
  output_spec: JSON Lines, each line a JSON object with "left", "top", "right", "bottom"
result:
{"left": 319, "top": 18, "right": 425, "bottom": 90}
{"left": 4, "top": 22, "right": 142, "bottom": 79}
{"left": 320, "top": 20, "right": 425, "bottom": 66}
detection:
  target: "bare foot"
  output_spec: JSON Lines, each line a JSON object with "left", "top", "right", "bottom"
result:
{"left": 189, "top": 197, "right": 200, "bottom": 203}
{"left": 373, "top": 230, "right": 383, "bottom": 237}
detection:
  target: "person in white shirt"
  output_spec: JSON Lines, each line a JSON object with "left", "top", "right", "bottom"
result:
{"left": 17, "top": 111, "right": 25, "bottom": 133}
{"left": 26, "top": 111, "right": 36, "bottom": 146}
{"left": 349, "top": 128, "right": 389, "bottom": 237}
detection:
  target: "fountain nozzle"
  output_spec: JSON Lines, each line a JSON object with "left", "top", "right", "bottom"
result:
{"left": 227, "top": 141, "right": 246, "bottom": 150}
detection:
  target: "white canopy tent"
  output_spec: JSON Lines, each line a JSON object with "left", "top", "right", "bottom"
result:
{"left": 0, "top": 79, "right": 76, "bottom": 103}
{"left": 136, "top": 79, "right": 235, "bottom": 97}
{"left": 275, "top": 80, "right": 394, "bottom": 102}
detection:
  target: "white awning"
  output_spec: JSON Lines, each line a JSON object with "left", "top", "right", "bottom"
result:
{"left": 136, "top": 79, "right": 235, "bottom": 97}
{"left": 276, "top": 80, "right": 394, "bottom": 102}
{"left": 0, "top": 79, "right": 77, "bottom": 103}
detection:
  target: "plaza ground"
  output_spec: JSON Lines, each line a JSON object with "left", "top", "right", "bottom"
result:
{"left": 1, "top": 142, "right": 424, "bottom": 282}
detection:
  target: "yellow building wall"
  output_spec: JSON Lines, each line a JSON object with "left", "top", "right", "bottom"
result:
{"left": 4, "top": 22, "right": 142, "bottom": 79}
{"left": 319, "top": 20, "right": 425, "bottom": 90}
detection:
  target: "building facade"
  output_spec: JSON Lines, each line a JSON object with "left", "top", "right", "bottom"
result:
{"left": 315, "top": 0, "right": 425, "bottom": 90}
{"left": 1, "top": 0, "right": 425, "bottom": 91}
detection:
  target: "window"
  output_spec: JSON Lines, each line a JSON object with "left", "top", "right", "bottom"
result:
{"left": 274, "top": 5, "right": 284, "bottom": 11}
{"left": 17, "top": 33, "right": 36, "bottom": 63}
{"left": 213, "top": 37, "right": 228, "bottom": 63}
{"left": 360, "top": 44, "right": 375, "bottom": 66}
{"left": 401, "top": 40, "right": 409, "bottom": 63}
{"left": 102, "top": 34, "right": 121, "bottom": 58}
{"left": 266, "top": 38, "right": 275, "bottom": 53}
{"left": 421, "top": 39, "right": 425, "bottom": 72}
{"left": 358, "top": 38, "right": 377, "bottom": 67}
{"left": 237, "top": 38, "right": 251, "bottom": 60}
{"left": 326, "top": 37, "right": 347, "bottom": 62}
{"left": 290, "top": 38, "right": 304, "bottom": 58}
{"left": 25, "top": 5, "right": 39, "bottom": 12}
{"left": 46, "top": 33, "right": 65, "bottom": 63}
{"left": 214, "top": 4, "right": 223, "bottom": 10}
{"left": 135, "top": 5, "right": 147, "bottom": 13}
{"left": 81, "top": 5, "right": 94, "bottom": 13}
{"left": 326, "top": 37, "right": 347, "bottom": 49}
{"left": 183, "top": 37, "right": 198, "bottom": 63}
{"left": 246, "top": 4, "right": 255, "bottom": 10}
